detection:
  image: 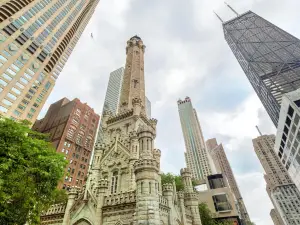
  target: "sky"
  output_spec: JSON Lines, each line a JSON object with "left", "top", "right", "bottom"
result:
{"left": 39, "top": 0, "right": 300, "bottom": 224}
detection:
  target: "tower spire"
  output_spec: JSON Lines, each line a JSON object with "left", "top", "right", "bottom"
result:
{"left": 256, "top": 125, "right": 263, "bottom": 136}
{"left": 213, "top": 11, "right": 224, "bottom": 23}
{"left": 224, "top": 2, "right": 239, "bottom": 16}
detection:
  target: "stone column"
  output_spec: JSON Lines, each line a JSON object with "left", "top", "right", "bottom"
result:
{"left": 163, "top": 184, "right": 175, "bottom": 225}
{"left": 134, "top": 159, "right": 161, "bottom": 225}
{"left": 180, "top": 168, "right": 193, "bottom": 193}
{"left": 95, "top": 179, "right": 109, "bottom": 225}
{"left": 129, "top": 131, "right": 139, "bottom": 190}
{"left": 178, "top": 192, "right": 187, "bottom": 225}
{"left": 62, "top": 187, "right": 78, "bottom": 225}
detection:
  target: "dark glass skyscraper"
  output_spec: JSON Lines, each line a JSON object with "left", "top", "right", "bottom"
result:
{"left": 223, "top": 11, "right": 300, "bottom": 127}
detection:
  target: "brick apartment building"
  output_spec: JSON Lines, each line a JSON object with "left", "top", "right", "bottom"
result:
{"left": 33, "top": 97, "right": 100, "bottom": 189}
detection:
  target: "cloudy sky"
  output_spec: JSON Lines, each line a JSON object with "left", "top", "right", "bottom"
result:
{"left": 39, "top": 0, "right": 300, "bottom": 224}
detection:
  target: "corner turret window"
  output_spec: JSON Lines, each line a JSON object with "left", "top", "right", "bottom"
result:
{"left": 111, "top": 171, "right": 118, "bottom": 194}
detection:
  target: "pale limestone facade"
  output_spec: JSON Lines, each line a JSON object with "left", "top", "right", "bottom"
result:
{"left": 41, "top": 36, "right": 202, "bottom": 225}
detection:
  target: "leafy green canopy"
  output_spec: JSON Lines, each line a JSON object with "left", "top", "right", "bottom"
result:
{"left": 160, "top": 173, "right": 184, "bottom": 191}
{"left": 199, "top": 203, "right": 239, "bottom": 225}
{"left": 0, "top": 118, "right": 67, "bottom": 225}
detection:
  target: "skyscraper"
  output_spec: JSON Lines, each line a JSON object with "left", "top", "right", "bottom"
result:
{"left": 32, "top": 97, "right": 100, "bottom": 189}
{"left": 103, "top": 67, "right": 124, "bottom": 115}
{"left": 223, "top": 10, "right": 300, "bottom": 127}
{"left": 145, "top": 96, "right": 151, "bottom": 118}
{"left": 177, "top": 97, "right": 211, "bottom": 180}
{"left": 0, "top": 0, "right": 99, "bottom": 123}
{"left": 206, "top": 138, "right": 251, "bottom": 224}
{"left": 96, "top": 67, "right": 124, "bottom": 143}
{"left": 253, "top": 134, "right": 300, "bottom": 224}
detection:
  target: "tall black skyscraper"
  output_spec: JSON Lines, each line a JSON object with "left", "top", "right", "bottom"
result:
{"left": 223, "top": 10, "right": 300, "bottom": 127}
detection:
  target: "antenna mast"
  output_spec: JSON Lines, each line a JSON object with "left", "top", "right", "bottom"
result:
{"left": 224, "top": 2, "right": 239, "bottom": 16}
{"left": 213, "top": 11, "right": 224, "bottom": 23}
{"left": 256, "top": 126, "right": 263, "bottom": 136}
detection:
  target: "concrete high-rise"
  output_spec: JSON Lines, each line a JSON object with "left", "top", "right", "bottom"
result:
{"left": 253, "top": 134, "right": 300, "bottom": 224}
{"left": 270, "top": 209, "right": 284, "bottom": 225}
{"left": 33, "top": 98, "right": 100, "bottom": 189}
{"left": 0, "top": 0, "right": 99, "bottom": 123}
{"left": 275, "top": 89, "right": 300, "bottom": 191}
{"left": 222, "top": 10, "right": 300, "bottom": 127}
{"left": 206, "top": 138, "right": 251, "bottom": 224}
{"left": 145, "top": 96, "right": 151, "bottom": 119}
{"left": 177, "top": 97, "right": 211, "bottom": 180}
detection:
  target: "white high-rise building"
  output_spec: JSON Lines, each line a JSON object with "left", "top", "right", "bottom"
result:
{"left": 103, "top": 67, "right": 124, "bottom": 115}
{"left": 96, "top": 67, "right": 124, "bottom": 142}
{"left": 177, "top": 97, "right": 211, "bottom": 180}
{"left": 253, "top": 134, "right": 300, "bottom": 225}
{"left": 275, "top": 89, "right": 300, "bottom": 191}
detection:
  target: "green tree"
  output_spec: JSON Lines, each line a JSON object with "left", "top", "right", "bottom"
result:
{"left": 160, "top": 173, "right": 184, "bottom": 191}
{"left": 0, "top": 118, "right": 67, "bottom": 225}
{"left": 198, "top": 203, "right": 232, "bottom": 225}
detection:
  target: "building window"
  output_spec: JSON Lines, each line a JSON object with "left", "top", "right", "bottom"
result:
{"left": 2, "top": 99, "right": 12, "bottom": 106}
{"left": 0, "top": 106, "right": 8, "bottom": 113}
{"left": 212, "top": 194, "right": 232, "bottom": 212}
{"left": 111, "top": 171, "right": 118, "bottom": 194}
{"left": 67, "top": 127, "right": 76, "bottom": 139}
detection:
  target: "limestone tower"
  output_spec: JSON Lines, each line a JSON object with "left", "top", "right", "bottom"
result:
{"left": 40, "top": 36, "right": 201, "bottom": 225}
{"left": 119, "top": 36, "right": 146, "bottom": 114}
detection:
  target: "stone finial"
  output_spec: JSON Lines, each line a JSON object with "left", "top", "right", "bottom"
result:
{"left": 132, "top": 97, "right": 142, "bottom": 105}
{"left": 177, "top": 191, "right": 185, "bottom": 199}
{"left": 94, "top": 142, "right": 101, "bottom": 151}
{"left": 150, "top": 118, "right": 158, "bottom": 127}
{"left": 162, "top": 183, "right": 174, "bottom": 192}
{"left": 153, "top": 149, "right": 161, "bottom": 157}
{"left": 129, "top": 130, "right": 138, "bottom": 139}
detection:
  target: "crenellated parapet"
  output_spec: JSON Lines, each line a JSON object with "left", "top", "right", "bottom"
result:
{"left": 104, "top": 191, "right": 136, "bottom": 206}
{"left": 41, "top": 203, "right": 66, "bottom": 216}
{"left": 134, "top": 159, "right": 159, "bottom": 174}
{"left": 162, "top": 183, "right": 174, "bottom": 193}
{"left": 97, "top": 179, "right": 109, "bottom": 190}
{"left": 126, "top": 35, "right": 146, "bottom": 54}
{"left": 180, "top": 168, "right": 192, "bottom": 177}
{"left": 107, "top": 109, "right": 134, "bottom": 124}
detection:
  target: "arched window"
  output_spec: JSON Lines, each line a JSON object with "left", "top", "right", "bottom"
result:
{"left": 111, "top": 171, "right": 118, "bottom": 194}
{"left": 149, "top": 182, "right": 151, "bottom": 194}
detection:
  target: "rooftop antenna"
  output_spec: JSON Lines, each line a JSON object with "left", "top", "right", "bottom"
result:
{"left": 224, "top": 2, "right": 239, "bottom": 16}
{"left": 256, "top": 125, "right": 263, "bottom": 136}
{"left": 213, "top": 11, "right": 224, "bottom": 23}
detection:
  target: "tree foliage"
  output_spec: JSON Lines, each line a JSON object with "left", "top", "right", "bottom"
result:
{"left": 161, "top": 173, "right": 184, "bottom": 191}
{"left": 0, "top": 118, "right": 67, "bottom": 224}
{"left": 198, "top": 203, "right": 232, "bottom": 225}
